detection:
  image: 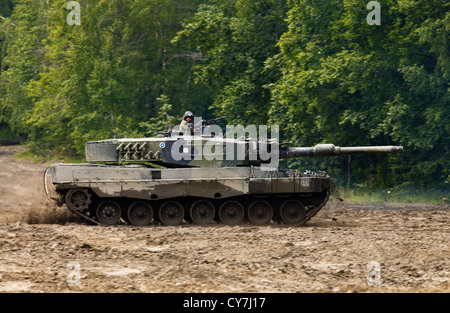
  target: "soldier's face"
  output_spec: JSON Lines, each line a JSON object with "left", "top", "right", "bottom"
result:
{"left": 186, "top": 117, "right": 192, "bottom": 122}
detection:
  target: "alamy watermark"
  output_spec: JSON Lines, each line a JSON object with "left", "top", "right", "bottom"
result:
{"left": 67, "top": 261, "right": 81, "bottom": 286}
{"left": 67, "top": 1, "right": 81, "bottom": 25}
{"left": 367, "top": 1, "right": 381, "bottom": 25}
{"left": 65, "top": 1, "right": 380, "bottom": 27}
{"left": 171, "top": 117, "right": 280, "bottom": 171}
{"left": 366, "top": 261, "right": 381, "bottom": 285}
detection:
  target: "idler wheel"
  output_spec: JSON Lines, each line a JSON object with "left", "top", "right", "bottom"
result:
{"left": 96, "top": 201, "right": 121, "bottom": 225}
{"left": 128, "top": 201, "right": 153, "bottom": 226}
{"left": 280, "top": 199, "right": 306, "bottom": 225}
{"left": 190, "top": 200, "right": 215, "bottom": 224}
{"left": 248, "top": 200, "right": 273, "bottom": 225}
{"left": 159, "top": 201, "right": 184, "bottom": 226}
{"left": 65, "top": 189, "right": 91, "bottom": 211}
{"left": 218, "top": 201, "right": 244, "bottom": 225}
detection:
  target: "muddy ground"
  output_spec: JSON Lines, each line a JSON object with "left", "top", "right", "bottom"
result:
{"left": 0, "top": 145, "right": 448, "bottom": 293}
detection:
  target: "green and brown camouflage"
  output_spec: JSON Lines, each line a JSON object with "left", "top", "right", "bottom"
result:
{"left": 45, "top": 119, "right": 403, "bottom": 226}
{"left": 85, "top": 132, "right": 403, "bottom": 168}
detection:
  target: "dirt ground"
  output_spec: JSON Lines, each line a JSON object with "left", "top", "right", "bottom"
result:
{"left": 0, "top": 145, "right": 448, "bottom": 293}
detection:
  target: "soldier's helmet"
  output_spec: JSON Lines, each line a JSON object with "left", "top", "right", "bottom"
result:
{"left": 183, "top": 111, "right": 194, "bottom": 120}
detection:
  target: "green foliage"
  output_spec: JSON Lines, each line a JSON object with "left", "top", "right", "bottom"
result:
{"left": 1, "top": 0, "right": 210, "bottom": 157}
{"left": 0, "top": 0, "right": 47, "bottom": 135}
{"left": 267, "top": 0, "right": 449, "bottom": 188}
{"left": 0, "top": 0, "right": 448, "bottom": 190}
{"left": 139, "top": 94, "right": 179, "bottom": 136}
{"left": 175, "top": 0, "right": 288, "bottom": 124}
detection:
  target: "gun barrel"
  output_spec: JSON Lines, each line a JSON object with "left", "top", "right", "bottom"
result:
{"left": 280, "top": 144, "right": 403, "bottom": 158}
{"left": 205, "top": 116, "right": 227, "bottom": 125}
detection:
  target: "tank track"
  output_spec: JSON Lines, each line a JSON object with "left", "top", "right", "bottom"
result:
{"left": 58, "top": 188, "right": 331, "bottom": 227}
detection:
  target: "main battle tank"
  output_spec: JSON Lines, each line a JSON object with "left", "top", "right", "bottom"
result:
{"left": 45, "top": 118, "right": 403, "bottom": 226}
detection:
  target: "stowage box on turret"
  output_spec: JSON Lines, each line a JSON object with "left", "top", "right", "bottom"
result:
{"left": 45, "top": 119, "right": 403, "bottom": 226}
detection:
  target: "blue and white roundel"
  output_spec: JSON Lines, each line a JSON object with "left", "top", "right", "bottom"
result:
{"left": 159, "top": 142, "right": 165, "bottom": 148}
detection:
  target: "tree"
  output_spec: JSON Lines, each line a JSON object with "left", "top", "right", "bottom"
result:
{"left": 0, "top": 0, "right": 48, "bottom": 144}
{"left": 0, "top": 0, "right": 15, "bottom": 70}
{"left": 0, "top": 0, "right": 17, "bottom": 144}
{"left": 14, "top": 0, "right": 207, "bottom": 156}
{"left": 175, "top": 0, "right": 288, "bottom": 125}
{"left": 139, "top": 94, "right": 178, "bottom": 136}
{"left": 268, "top": 0, "right": 449, "bottom": 188}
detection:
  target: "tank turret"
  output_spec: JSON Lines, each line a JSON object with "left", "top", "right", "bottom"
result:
{"left": 46, "top": 118, "right": 403, "bottom": 227}
{"left": 85, "top": 126, "right": 403, "bottom": 168}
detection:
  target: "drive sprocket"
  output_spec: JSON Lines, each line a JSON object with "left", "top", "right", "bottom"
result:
{"left": 65, "top": 188, "right": 92, "bottom": 211}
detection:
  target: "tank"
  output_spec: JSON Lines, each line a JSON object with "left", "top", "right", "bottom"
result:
{"left": 44, "top": 118, "right": 403, "bottom": 226}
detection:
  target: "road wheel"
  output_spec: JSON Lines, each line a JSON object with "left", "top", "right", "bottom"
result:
{"left": 219, "top": 201, "right": 244, "bottom": 225}
{"left": 280, "top": 199, "right": 306, "bottom": 225}
{"left": 248, "top": 200, "right": 273, "bottom": 225}
{"left": 159, "top": 201, "right": 184, "bottom": 226}
{"left": 190, "top": 200, "right": 215, "bottom": 224}
{"left": 96, "top": 200, "right": 121, "bottom": 225}
{"left": 128, "top": 201, "right": 153, "bottom": 226}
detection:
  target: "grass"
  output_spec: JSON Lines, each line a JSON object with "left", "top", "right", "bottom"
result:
{"left": 13, "top": 146, "right": 85, "bottom": 164}
{"left": 338, "top": 186, "right": 449, "bottom": 204}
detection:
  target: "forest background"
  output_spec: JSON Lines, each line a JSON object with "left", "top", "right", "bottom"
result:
{"left": 0, "top": 0, "right": 448, "bottom": 201}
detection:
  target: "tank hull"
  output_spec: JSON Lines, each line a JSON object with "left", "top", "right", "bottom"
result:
{"left": 47, "top": 163, "right": 333, "bottom": 226}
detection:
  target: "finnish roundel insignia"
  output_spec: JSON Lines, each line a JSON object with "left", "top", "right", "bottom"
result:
{"left": 159, "top": 142, "right": 165, "bottom": 148}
